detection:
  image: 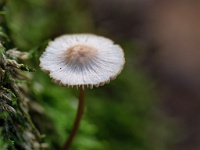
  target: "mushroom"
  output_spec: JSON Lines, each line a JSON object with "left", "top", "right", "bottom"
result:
{"left": 39, "top": 34, "right": 125, "bottom": 150}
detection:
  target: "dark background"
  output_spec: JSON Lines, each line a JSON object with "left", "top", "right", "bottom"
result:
{"left": 3, "top": 0, "right": 200, "bottom": 150}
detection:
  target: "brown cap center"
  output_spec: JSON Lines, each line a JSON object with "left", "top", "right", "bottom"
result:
{"left": 66, "top": 45, "right": 97, "bottom": 65}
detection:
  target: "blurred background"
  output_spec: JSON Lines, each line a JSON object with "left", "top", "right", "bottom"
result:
{"left": 3, "top": 0, "right": 200, "bottom": 150}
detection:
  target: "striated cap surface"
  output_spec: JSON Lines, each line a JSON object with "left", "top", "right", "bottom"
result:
{"left": 40, "top": 34, "right": 125, "bottom": 88}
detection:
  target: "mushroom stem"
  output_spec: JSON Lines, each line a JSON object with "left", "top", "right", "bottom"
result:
{"left": 63, "top": 87, "right": 86, "bottom": 150}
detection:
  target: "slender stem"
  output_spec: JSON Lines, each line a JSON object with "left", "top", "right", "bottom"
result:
{"left": 63, "top": 87, "right": 86, "bottom": 150}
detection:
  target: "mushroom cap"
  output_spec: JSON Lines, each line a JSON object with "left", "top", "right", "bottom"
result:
{"left": 40, "top": 34, "right": 125, "bottom": 88}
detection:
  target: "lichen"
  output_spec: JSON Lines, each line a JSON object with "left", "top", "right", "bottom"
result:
{"left": 0, "top": 45, "right": 45, "bottom": 150}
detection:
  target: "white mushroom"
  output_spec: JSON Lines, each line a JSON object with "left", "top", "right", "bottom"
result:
{"left": 40, "top": 34, "right": 125, "bottom": 88}
{"left": 39, "top": 33, "right": 125, "bottom": 150}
